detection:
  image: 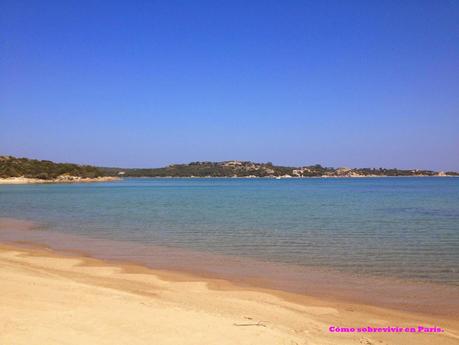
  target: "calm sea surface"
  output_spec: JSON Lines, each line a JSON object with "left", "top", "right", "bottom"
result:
{"left": 1, "top": 177, "right": 458, "bottom": 285}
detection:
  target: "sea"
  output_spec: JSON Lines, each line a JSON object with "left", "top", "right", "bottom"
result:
{"left": 1, "top": 177, "right": 459, "bottom": 315}
{"left": 0, "top": 177, "right": 458, "bottom": 285}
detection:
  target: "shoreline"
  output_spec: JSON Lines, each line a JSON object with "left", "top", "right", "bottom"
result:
{"left": 0, "top": 176, "right": 457, "bottom": 184}
{"left": 1, "top": 242, "right": 459, "bottom": 345}
{"left": 0, "top": 217, "right": 458, "bottom": 319}
{"left": 115, "top": 175, "right": 458, "bottom": 179}
{"left": 0, "top": 176, "right": 122, "bottom": 185}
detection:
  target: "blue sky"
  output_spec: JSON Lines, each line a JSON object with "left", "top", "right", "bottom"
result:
{"left": 1, "top": 0, "right": 458, "bottom": 170}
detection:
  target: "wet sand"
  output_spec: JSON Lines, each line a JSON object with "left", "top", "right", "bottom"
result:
{"left": 1, "top": 218, "right": 459, "bottom": 344}
{"left": 0, "top": 218, "right": 458, "bottom": 317}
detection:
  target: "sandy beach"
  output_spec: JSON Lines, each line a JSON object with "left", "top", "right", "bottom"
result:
{"left": 0, "top": 176, "right": 121, "bottom": 184}
{"left": 3, "top": 0, "right": 458, "bottom": 343}
{"left": 1, "top": 242, "right": 458, "bottom": 345}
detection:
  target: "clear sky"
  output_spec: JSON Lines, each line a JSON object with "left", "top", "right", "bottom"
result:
{"left": 1, "top": 0, "right": 458, "bottom": 170}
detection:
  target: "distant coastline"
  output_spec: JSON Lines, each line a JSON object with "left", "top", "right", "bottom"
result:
{"left": 1, "top": 174, "right": 457, "bottom": 185}
{"left": 1, "top": 155, "right": 458, "bottom": 184}
{"left": 0, "top": 176, "right": 121, "bottom": 185}
{"left": 126, "top": 174, "right": 458, "bottom": 179}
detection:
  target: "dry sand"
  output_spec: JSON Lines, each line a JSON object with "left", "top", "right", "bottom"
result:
{"left": 1, "top": 244, "right": 458, "bottom": 345}
{"left": 0, "top": 176, "right": 121, "bottom": 184}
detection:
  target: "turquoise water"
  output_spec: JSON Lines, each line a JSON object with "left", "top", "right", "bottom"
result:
{"left": 0, "top": 177, "right": 458, "bottom": 285}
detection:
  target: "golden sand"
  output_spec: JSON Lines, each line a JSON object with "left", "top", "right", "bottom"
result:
{"left": 0, "top": 176, "right": 121, "bottom": 184}
{"left": 0, "top": 244, "right": 458, "bottom": 345}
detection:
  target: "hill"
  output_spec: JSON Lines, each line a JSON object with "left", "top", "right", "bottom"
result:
{"left": 1, "top": 156, "right": 457, "bottom": 180}
{"left": 103, "top": 160, "right": 458, "bottom": 178}
{"left": 0, "top": 156, "right": 105, "bottom": 180}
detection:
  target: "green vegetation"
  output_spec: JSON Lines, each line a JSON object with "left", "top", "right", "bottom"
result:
{"left": 1, "top": 156, "right": 456, "bottom": 179}
{"left": 102, "top": 161, "right": 453, "bottom": 178}
{"left": 114, "top": 161, "right": 296, "bottom": 177}
{"left": 0, "top": 156, "right": 104, "bottom": 180}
